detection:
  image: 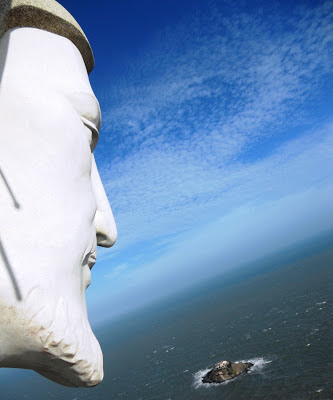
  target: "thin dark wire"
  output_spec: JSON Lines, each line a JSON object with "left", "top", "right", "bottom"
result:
{"left": 0, "top": 168, "right": 20, "bottom": 209}
{"left": 0, "top": 239, "right": 22, "bottom": 301}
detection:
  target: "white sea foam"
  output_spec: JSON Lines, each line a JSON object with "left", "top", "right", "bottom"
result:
{"left": 193, "top": 368, "right": 215, "bottom": 389}
{"left": 162, "top": 344, "right": 174, "bottom": 350}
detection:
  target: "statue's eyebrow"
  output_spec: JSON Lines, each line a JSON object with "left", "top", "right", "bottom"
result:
{"left": 66, "top": 91, "right": 102, "bottom": 133}
{"left": 79, "top": 93, "right": 102, "bottom": 131}
{"left": 81, "top": 116, "right": 99, "bottom": 151}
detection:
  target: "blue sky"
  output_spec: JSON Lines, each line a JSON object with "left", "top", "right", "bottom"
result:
{"left": 62, "top": 0, "right": 333, "bottom": 322}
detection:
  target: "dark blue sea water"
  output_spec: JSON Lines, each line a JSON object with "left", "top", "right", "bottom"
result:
{"left": 1, "top": 234, "right": 332, "bottom": 399}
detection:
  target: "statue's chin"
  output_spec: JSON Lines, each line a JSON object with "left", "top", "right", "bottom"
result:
{"left": 30, "top": 294, "right": 104, "bottom": 388}
{"left": 34, "top": 309, "right": 104, "bottom": 388}
{"left": 34, "top": 321, "right": 103, "bottom": 388}
{"left": 0, "top": 288, "right": 103, "bottom": 388}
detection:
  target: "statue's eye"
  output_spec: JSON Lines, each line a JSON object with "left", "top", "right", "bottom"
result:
{"left": 81, "top": 116, "right": 99, "bottom": 151}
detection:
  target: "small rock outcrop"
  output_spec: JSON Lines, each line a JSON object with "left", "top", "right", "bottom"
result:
{"left": 202, "top": 360, "right": 254, "bottom": 383}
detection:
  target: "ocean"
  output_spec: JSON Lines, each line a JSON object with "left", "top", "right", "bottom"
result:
{"left": 1, "top": 233, "right": 332, "bottom": 400}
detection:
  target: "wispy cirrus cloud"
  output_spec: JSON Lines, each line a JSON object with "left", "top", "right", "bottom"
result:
{"left": 104, "top": 263, "right": 128, "bottom": 280}
{"left": 93, "top": 1, "right": 333, "bottom": 300}
{"left": 102, "top": 1, "right": 332, "bottom": 154}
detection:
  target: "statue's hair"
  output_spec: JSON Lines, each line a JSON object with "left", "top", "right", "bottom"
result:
{"left": 0, "top": 0, "right": 94, "bottom": 73}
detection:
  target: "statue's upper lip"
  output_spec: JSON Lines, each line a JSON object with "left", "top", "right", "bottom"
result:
{"left": 82, "top": 235, "right": 97, "bottom": 268}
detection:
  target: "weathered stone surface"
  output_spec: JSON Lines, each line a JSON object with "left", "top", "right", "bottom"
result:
{"left": 202, "top": 360, "right": 254, "bottom": 383}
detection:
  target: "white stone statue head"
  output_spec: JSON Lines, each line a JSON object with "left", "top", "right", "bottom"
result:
{"left": 0, "top": 0, "right": 117, "bottom": 388}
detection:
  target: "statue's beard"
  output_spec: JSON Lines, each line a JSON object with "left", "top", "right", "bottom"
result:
{"left": 20, "top": 286, "right": 103, "bottom": 387}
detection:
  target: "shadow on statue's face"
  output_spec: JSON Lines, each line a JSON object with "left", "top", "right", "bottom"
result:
{"left": 0, "top": 28, "right": 117, "bottom": 387}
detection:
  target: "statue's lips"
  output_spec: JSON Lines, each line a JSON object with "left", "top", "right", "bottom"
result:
{"left": 87, "top": 252, "right": 97, "bottom": 269}
{"left": 82, "top": 249, "right": 97, "bottom": 288}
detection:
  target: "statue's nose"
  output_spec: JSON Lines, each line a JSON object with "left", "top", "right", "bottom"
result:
{"left": 91, "top": 156, "right": 117, "bottom": 248}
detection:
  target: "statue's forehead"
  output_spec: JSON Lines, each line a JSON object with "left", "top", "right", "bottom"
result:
{"left": 0, "top": 0, "right": 94, "bottom": 73}
{"left": 0, "top": 26, "right": 101, "bottom": 137}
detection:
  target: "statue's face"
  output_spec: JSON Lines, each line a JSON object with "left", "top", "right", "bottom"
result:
{"left": 0, "top": 28, "right": 117, "bottom": 387}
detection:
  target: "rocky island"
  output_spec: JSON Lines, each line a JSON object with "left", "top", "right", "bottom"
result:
{"left": 202, "top": 360, "right": 254, "bottom": 384}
